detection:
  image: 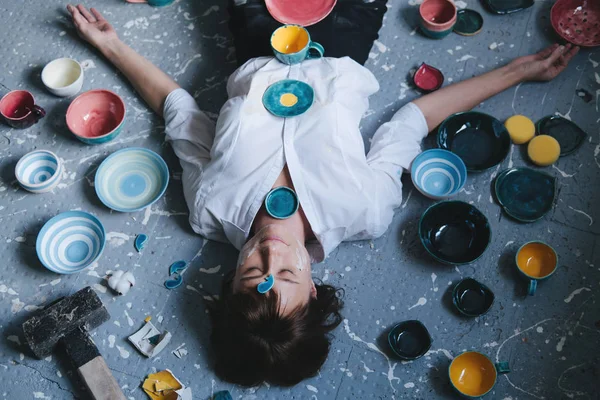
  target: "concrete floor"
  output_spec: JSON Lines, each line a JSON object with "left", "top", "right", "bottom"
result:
{"left": 0, "top": 0, "right": 599, "bottom": 399}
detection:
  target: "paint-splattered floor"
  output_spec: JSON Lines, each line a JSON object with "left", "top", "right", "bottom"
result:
{"left": 1, "top": 0, "right": 599, "bottom": 399}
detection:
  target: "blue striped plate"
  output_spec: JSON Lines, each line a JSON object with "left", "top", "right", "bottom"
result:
{"left": 15, "top": 150, "right": 62, "bottom": 193}
{"left": 95, "top": 148, "right": 169, "bottom": 212}
{"left": 411, "top": 149, "right": 467, "bottom": 200}
{"left": 36, "top": 211, "right": 106, "bottom": 274}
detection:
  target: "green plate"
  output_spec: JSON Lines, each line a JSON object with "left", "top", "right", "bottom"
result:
{"left": 454, "top": 9, "right": 483, "bottom": 36}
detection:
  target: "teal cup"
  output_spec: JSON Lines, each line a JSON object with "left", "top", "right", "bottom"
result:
{"left": 271, "top": 25, "right": 324, "bottom": 65}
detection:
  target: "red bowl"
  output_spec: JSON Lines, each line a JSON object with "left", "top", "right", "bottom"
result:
{"left": 66, "top": 89, "right": 126, "bottom": 144}
{"left": 551, "top": 0, "right": 600, "bottom": 47}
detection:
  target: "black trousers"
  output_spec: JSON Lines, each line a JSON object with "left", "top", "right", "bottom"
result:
{"left": 227, "top": 0, "right": 388, "bottom": 66}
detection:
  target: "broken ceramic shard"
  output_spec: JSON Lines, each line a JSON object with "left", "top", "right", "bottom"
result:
{"left": 107, "top": 270, "right": 136, "bottom": 295}
{"left": 413, "top": 63, "right": 444, "bottom": 92}
{"left": 142, "top": 369, "right": 192, "bottom": 400}
{"left": 164, "top": 274, "right": 183, "bottom": 290}
{"left": 169, "top": 260, "right": 187, "bottom": 275}
{"left": 128, "top": 320, "right": 171, "bottom": 357}
{"left": 135, "top": 234, "right": 148, "bottom": 252}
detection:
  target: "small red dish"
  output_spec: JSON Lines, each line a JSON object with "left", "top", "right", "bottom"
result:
{"left": 265, "top": 0, "right": 337, "bottom": 27}
{"left": 414, "top": 63, "right": 444, "bottom": 92}
{"left": 551, "top": 0, "right": 600, "bottom": 47}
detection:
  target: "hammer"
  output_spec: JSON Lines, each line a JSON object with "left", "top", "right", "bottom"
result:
{"left": 22, "top": 286, "right": 126, "bottom": 400}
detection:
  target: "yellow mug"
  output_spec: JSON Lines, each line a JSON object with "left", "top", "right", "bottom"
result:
{"left": 449, "top": 351, "right": 510, "bottom": 397}
{"left": 271, "top": 25, "right": 324, "bottom": 65}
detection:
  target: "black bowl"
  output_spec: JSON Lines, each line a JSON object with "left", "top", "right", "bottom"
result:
{"left": 452, "top": 278, "right": 495, "bottom": 317}
{"left": 437, "top": 111, "right": 511, "bottom": 171}
{"left": 388, "top": 320, "right": 432, "bottom": 360}
{"left": 419, "top": 201, "right": 491, "bottom": 265}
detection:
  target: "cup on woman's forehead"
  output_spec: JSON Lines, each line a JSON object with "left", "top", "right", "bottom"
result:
{"left": 271, "top": 25, "right": 324, "bottom": 65}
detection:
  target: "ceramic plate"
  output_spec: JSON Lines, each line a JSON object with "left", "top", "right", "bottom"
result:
{"left": 419, "top": 201, "right": 491, "bottom": 265}
{"left": 551, "top": 0, "right": 600, "bottom": 47}
{"left": 536, "top": 115, "right": 587, "bottom": 155}
{"left": 265, "top": 0, "right": 337, "bottom": 26}
{"left": 263, "top": 79, "right": 314, "bottom": 118}
{"left": 494, "top": 167, "right": 556, "bottom": 222}
{"left": 482, "top": 0, "right": 534, "bottom": 14}
{"left": 413, "top": 63, "right": 444, "bottom": 92}
{"left": 437, "top": 111, "right": 511, "bottom": 172}
{"left": 95, "top": 148, "right": 169, "bottom": 212}
{"left": 36, "top": 211, "right": 106, "bottom": 274}
{"left": 454, "top": 9, "right": 483, "bottom": 36}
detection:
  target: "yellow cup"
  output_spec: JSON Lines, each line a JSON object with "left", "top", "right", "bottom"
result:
{"left": 270, "top": 25, "right": 324, "bottom": 65}
{"left": 449, "top": 351, "right": 509, "bottom": 397}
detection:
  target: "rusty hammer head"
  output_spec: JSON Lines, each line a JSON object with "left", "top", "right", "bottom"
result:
{"left": 22, "top": 286, "right": 110, "bottom": 359}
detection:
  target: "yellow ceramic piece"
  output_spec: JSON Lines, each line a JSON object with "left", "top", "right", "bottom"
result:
{"left": 271, "top": 25, "right": 309, "bottom": 54}
{"left": 527, "top": 135, "right": 560, "bottom": 166}
{"left": 145, "top": 315, "right": 152, "bottom": 322}
{"left": 505, "top": 115, "right": 535, "bottom": 144}
{"left": 449, "top": 352, "right": 497, "bottom": 397}
{"left": 280, "top": 93, "right": 299, "bottom": 107}
{"left": 142, "top": 370, "right": 182, "bottom": 400}
{"left": 517, "top": 242, "right": 557, "bottom": 278}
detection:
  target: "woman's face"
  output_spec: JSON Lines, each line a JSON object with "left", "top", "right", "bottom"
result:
{"left": 233, "top": 224, "right": 315, "bottom": 315}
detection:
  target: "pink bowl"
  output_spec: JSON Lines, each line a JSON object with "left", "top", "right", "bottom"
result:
{"left": 420, "top": 0, "right": 457, "bottom": 31}
{"left": 66, "top": 90, "right": 126, "bottom": 144}
{"left": 551, "top": 0, "right": 600, "bottom": 47}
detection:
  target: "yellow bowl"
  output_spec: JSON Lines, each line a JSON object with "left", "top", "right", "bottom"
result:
{"left": 449, "top": 351, "right": 508, "bottom": 397}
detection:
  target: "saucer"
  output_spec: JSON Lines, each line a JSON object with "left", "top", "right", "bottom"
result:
{"left": 494, "top": 168, "right": 556, "bottom": 222}
{"left": 419, "top": 201, "right": 491, "bottom": 265}
{"left": 263, "top": 79, "right": 314, "bottom": 118}
{"left": 95, "top": 148, "right": 169, "bottom": 212}
{"left": 536, "top": 115, "right": 587, "bottom": 156}
{"left": 437, "top": 111, "right": 511, "bottom": 172}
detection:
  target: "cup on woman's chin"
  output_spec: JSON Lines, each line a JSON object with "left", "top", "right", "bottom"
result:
{"left": 0, "top": 90, "right": 46, "bottom": 129}
{"left": 271, "top": 24, "right": 325, "bottom": 65}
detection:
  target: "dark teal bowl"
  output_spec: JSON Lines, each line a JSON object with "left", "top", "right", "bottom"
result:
{"left": 388, "top": 320, "right": 432, "bottom": 360}
{"left": 452, "top": 278, "right": 495, "bottom": 317}
{"left": 419, "top": 201, "right": 491, "bottom": 265}
{"left": 438, "top": 111, "right": 510, "bottom": 172}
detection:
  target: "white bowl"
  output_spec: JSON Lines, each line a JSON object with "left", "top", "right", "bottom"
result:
{"left": 41, "top": 58, "right": 84, "bottom": 97}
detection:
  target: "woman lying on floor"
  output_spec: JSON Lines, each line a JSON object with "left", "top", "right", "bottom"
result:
{"left": 67, "top": 1, "right": 578, "bottom": 387}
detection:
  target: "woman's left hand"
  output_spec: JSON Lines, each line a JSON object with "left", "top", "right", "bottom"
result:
{"left": 509, "top": 43, "right": 580, "bottom": 82}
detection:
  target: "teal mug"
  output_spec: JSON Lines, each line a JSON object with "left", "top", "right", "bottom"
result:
{"left": 516, "top": 241, "right": 558, "bottom": 296}
{"left": 449, "top": 351, "right": 510, "bottom": 398}
{"left": 271, "top": 25, "right": 324, "bottom": 65}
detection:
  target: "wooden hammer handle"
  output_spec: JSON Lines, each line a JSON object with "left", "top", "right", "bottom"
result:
{"left": 78, "top": 356, "right": 126, "bottom": 400}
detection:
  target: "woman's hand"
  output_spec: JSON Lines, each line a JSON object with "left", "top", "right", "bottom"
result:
{"left": 67, "top": 4, "right": 119, "bottom": 52}
{"left": 508, "top": 43, "right": 580, "bottom": 82}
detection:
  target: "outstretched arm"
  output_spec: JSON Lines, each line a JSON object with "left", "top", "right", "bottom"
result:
{"left": 67, "top": 4, "right": 179, "bottom": 116}
{"left": 413, "top": 43, "right": 580, "bottom": 131}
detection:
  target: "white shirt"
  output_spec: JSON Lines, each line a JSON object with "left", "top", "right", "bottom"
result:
{"left": 164, "top": 56, "right": 428, "bottom": 263}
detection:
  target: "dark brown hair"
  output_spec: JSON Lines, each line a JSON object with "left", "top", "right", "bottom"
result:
{"left": 208, "top": 273, "right": 344, "bottom": 386}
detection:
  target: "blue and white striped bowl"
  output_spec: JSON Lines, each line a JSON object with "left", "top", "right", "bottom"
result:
{"left": 15, "top": 150, "right": 62, "bottom": 193}
{"left": 411, "top": 149, "right": 467, "bottom": 199}
{"left": 36, "top": 211, "right": 106, "bottom": 274}
{"left": 95, "top": 148, "right": 169, "bottom": 212}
